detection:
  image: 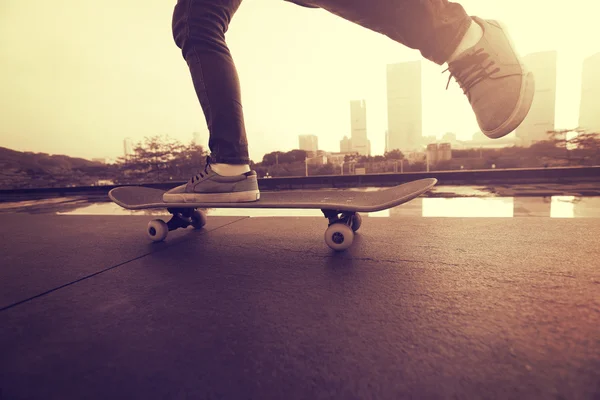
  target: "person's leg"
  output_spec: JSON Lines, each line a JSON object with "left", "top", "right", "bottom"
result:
{"left": 287, "top": 0, "right": 472, "bottom": 65}
{"left": 172, "top": 0, "right": 250, "bottom": 171}
{"left": 166, "top": 0, "right": 259, "bottom": 203}
{"left": 286, "top": 0, "right": 535, "bottom": 139}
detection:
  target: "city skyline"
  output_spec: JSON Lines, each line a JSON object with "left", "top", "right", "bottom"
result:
{"left": 386, "top": 61, "right": 422, "bottom": 154}
{"left": 1, "top": 0, "right": 599, "bottom": 163}
{"left": 516, "top": 51, "right": 558, "bottom": 147}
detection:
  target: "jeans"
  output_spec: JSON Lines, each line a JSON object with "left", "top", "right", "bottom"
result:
{"left": 172, "top": 0, "right": 471, "bottom": 164}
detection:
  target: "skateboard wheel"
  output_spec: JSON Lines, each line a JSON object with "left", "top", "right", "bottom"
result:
{"left": 191, "top": 209, "right": 207, "bottom": 229}
{"left": 324, "top": 223, "right": 354, "bottom": 251}
{"left": 147, "top": 219, "right": 168, "bottom": 242}
{"left": 351, "top": 213, "right": 362, "bottom": 232}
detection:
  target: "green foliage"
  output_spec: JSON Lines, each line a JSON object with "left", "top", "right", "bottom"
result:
{"left": 383, "top": 149, "right": 404, "bottom": 160}
{"left": 261, "top": 149, "right": 308, "bottom": 166}
{"left": 0, "top": 146, "right": 107, "bottom": 189}
{"left": 115, "top": 135, "right": 208, "bottom": 183}
{"left": 315, "top": 163, "right": 335, "bottom": 176}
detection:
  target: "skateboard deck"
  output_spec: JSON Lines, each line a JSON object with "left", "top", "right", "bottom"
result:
{"left": 108, "top": 178, "right": 437, "bottom": 251}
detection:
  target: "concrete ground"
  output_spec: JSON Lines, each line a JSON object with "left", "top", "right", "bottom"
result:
{"left": 1, "top": 205, "right": 599, "bottom": 399}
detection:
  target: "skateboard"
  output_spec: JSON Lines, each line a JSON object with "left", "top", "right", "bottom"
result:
{"left": 108, "top": 178, "right": 437, "bottom": 251}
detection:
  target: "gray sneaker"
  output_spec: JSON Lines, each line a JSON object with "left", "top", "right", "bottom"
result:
{"left": 163, "top": 159, "right": 260, "bottom": 203}
{"left": 445, "top": 17, "right": 535, "bottom": 139}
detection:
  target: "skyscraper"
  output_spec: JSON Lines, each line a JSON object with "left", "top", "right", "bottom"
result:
{"left": 340, "top": 136, "right": 352, "bottom": 153}
{"left": 299, "top": 134, "right": 319, "bottom": 157}
{"left": 386, "top": 61, "right": 422, "bottom": 153}
{"left": 516, "top": 51, "right": 557, "bottom": 146}
{"left": 349, "top": 100, "right": 370, "bottom": 156}
{"left": 384, "top": 130, "right": 389, "bottom": 154}
{"left": 579, "top": 52, "right": 600, "bottom": 133}
{"left": 123, "top": 138, "right": 133, "bottom": 158}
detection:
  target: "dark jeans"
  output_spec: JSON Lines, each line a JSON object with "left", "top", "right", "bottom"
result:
{"left": 172, "top": 0, "right": 471, "bottom": 164}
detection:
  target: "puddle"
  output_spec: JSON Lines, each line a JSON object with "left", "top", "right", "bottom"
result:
{"left": 2, "top": 186, "right": 599, "bottom": 218}
{"left": 45, "top": 195, "right": 600, "bottom": 219}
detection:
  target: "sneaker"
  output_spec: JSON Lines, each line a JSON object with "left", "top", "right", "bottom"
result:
{"left": 445, "top": 17, "right": 535, "bottom": 139}
{"left": 163, "top": 158, "right": 260, "bottom": 203}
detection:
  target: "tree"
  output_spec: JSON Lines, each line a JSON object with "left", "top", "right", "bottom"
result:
{"left": 261, "top": 151, "right": 283, "bottom": 166}
{"left": 286, "top": 149, "right": 308, "bottom": 163}
{"left": 116, "top": 135, "right": 208, "bottom": 183}
{"left": 384, "top": 149, "right": 404, "bottom": 160}
{"left": 315, "top": 163, "right": 335, "bottom": 176}
{"left": 344, "top": 154, "right": 358, "bottom": 162}
{"left": 261, "top": 149, "right": 308, "bottom": 166}
{"left": 541, "top": 128, "right": 600, "bottom": 165}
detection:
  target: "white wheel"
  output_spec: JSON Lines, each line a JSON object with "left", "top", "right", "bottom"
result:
{"left": 147, "top": 219, "right": 168, "bottom": 242}
{"left": 351, "top": 213, "right": 362, "bottom": 232}
{"left": 191, "top": 209, "right": 207, "bottom": 229}
{"left": 324, "top": 223, "right": 354, "bottom": 251}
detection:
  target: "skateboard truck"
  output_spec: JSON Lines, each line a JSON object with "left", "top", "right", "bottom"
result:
{"left": 150, "top": 207, "right": 361, "bottom": 251}
{"left": 321, "top": 209, "right": 362, "bottom": 251}
{"left": 152, "top": 207, "right": 360, "bottom": 251}
{"left": 146, "top": 208, "right": 207, "bottom": 242}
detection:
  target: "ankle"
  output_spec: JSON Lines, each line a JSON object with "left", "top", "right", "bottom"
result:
{"left": 211, "top": 163, "right": 250, "bottom": 176}
{"left": 447, "top": 19, "right": 483, "bottom": 63}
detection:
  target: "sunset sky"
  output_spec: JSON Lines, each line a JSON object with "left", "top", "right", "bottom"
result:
{"left": 1, "top": 0, "right": 598, "bottom": 162}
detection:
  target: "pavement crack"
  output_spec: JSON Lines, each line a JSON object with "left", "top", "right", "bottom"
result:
{"left": 0, "top": 217, "right": 250, "bottom": 313}
{"left": 0, "top": 252, "right": 154, "bottom": 312}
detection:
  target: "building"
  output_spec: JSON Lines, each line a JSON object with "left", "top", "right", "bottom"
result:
{"left": 386, "top": 61, "right": 422, "bottom": 153}
{"left": 305, "top": 156, "right": 327, "bottom": 166}
{"left": 327, "top": 152, "right": 348, "bottom": 165}
{"left": 299, "top": 134, "right": 319, "bottom": 157}
{"left": 340, "top": 136, "right": 352, "bottom": 153}
{"left": 123, "top": 138, "right": 133, "bottom": 159}
{"left": 384, "top": 130, "right": 389, "bottom": 153}
{"left": 349, "top": 100, "right": 371, "bottom": 156}
{"left": 579, "top": 52, "right": 600, "bottom": 133}
{"left": 516, "top": 51, "right": 557, "bottom": 146}
{"left": 437, "top": 143, "right": 452, "bottom": 161}
{"left": 426, "top": 143, "right": 438, "bottom": 165}
{"left": 426, "top": 143, "right": 452, "bottom": 165}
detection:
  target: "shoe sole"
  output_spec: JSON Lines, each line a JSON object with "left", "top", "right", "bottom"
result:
{"left": 163, "top": 190, "right": 260, "bottom": 203}
{"left": 483, "top": 21, "right": 536, "bottom": 139}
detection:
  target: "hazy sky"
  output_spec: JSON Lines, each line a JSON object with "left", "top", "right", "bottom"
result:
{"left": 1, "top": 0, "right": 598, "bottom": 162}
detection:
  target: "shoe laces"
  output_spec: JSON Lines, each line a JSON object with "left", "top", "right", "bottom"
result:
{"left": 190, "top": 156, "right": 212, "bottom": 183}
{"left": 443, "top": 48, "right": 500, "bottom": 99}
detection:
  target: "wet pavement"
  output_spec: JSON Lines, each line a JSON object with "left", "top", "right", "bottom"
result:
{"left": 1, "top": 184, "right": 600, "bottom": 219}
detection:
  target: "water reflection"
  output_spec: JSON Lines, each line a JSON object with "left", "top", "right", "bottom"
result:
{"left": 422, "top": 197, "right": 514, "bottom": 217}
{"left": 48, "top": 195, "right": 600, "bottom": 219}
{"left": 550, "top": 196, "right": 600, "bottom": 218}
